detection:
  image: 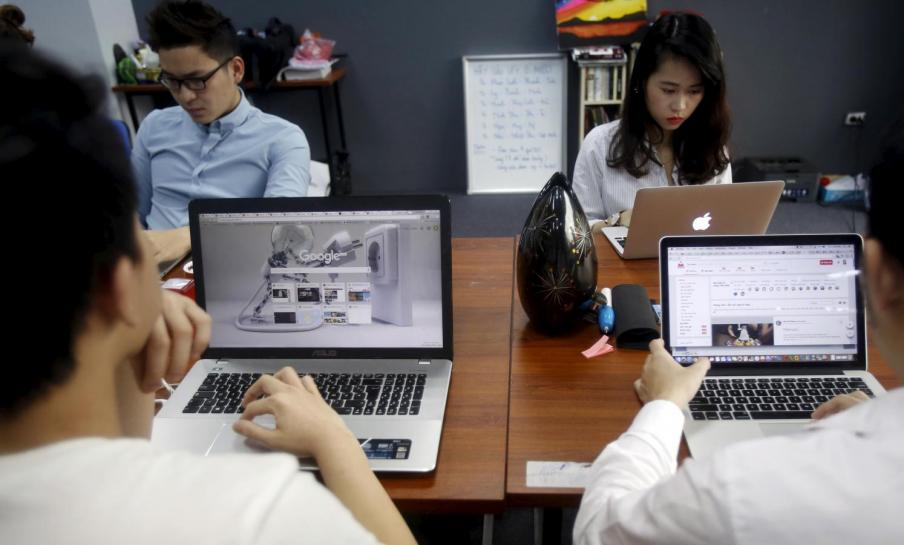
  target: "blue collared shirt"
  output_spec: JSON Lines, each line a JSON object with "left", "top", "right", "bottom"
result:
{"left": 132, "top": 91, "right": 310, "bottom": 229}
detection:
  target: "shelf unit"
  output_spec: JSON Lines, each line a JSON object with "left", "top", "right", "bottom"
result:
{"left": 578, "top": 60, "right": 627, "bottom": 140}
{"left": 576, "top": 44, "right": 638, "bottom": 143}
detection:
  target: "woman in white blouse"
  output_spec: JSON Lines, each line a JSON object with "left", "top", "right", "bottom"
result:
{"left": 573, "top": 13, "right": 732, "bottom": 227}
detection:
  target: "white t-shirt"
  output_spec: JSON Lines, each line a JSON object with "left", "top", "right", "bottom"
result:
{"left": 572, "top": 120, "right": 732, "bottom": 221}
{"left": 0, "top": 438, "right": 381, "bottom": 545}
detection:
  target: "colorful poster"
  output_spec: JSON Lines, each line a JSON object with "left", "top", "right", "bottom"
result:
{"left": 555, "top": 0, "right": 648, "bottom": 49}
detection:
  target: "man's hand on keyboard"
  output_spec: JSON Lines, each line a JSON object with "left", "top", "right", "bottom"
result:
{"left": 812, "top": 390, "right": 870, "bottom": 420}
{"left": 135, "top": 290, "right": 211, "bottom": 393}
{"left": 635, "top": 339, "right": 711, "bottom": 407}
{"left": 234, "top": 368, "right": 358, "bottom": 459}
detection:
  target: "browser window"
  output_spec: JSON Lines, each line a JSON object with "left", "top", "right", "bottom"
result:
{"left": 197, "top": 209, "right": 443, "bottom": 349}
{"left": 666, "top": 244, "right": 859, "bottom": 364}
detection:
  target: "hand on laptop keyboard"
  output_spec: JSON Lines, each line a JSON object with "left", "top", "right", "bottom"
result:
{"left": 182, "top": 371, "right": 428, "bottom": 416}
{"left": 812, "top": 390, "right": 871, "bottom": 420}
{"left": 233, "top": 367, "right": 356, "bottom": 459}
{"left": 635, "top": 339, "right": 711, "bottom": 407}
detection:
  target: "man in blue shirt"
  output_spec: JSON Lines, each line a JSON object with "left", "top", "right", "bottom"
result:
{"left": 133, "top": 0, "right": 310, "bottom": 262}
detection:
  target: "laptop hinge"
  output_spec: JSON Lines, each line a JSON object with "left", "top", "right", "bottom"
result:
{"left": 418, "top": 359, "right": 431, "bottom": 365}
{"left": 707, "top": 366, "right": 846, "bottom": 376}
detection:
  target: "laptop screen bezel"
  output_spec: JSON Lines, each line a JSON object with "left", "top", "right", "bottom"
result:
{"left": 188, "top": 195, "right": 453, "bottom": 361}
{"left": 659, "top": 233, "right": 867, "bottom": 372}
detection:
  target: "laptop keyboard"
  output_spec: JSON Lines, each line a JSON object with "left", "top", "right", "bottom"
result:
{"left": 181, "top": 372, "right": 428, "bottom": 416}
{"left": 615, "top": 236, "right": 627, "bottom": 247}
{"left": 689, "top": 376, "right": 874, "bottom": 421}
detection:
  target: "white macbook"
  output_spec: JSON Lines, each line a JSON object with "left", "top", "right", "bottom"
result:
{"left": 152, "top": 195, "right": 453, "bottom": 472}
{"left": 660, "top": 234, "right": 886, "bottom": 458}
{"left": 603, "top": 180, "right": 784, "bottom": 259}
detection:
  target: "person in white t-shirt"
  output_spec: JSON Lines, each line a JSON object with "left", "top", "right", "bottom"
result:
{"left": 573, "top": 135, "right": 904, "bottom": 543}
{"left": 0, "top": 44, "right": 415, "bottom": 545}
{"left": 572, "top": 12, "right": 732, "bottom": 227}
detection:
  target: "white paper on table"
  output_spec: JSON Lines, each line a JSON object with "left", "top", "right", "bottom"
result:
{"left": 526, "top": 461, "right": 593, "bottom": 488}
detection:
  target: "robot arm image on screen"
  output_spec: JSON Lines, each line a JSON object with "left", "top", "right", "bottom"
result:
{"left": 305, "top": 230, "right": 363, "bottom": 268}
{"left": 235, "top": 224, "right": 324, "bottom": 332}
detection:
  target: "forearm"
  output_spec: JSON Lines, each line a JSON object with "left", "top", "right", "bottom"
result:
{"left": 113, "top": 360, "right": 155, "bottom": 438}
{"left": 145, "top": 226, "right": 190, "bottom": 264}
{"left": 574, "top": 401, "right": 684, "bottom": 544}
{"left": 316, "top": 432, "right": 417, "bottom": 545}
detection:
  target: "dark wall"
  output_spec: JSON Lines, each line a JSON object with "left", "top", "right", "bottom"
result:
{"left": 666, "top": 0, "right": 904, "bottom": 175}
{"left": 131, "top": 0, "right": 904, "bottom": 194}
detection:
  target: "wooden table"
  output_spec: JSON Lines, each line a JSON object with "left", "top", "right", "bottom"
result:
{"left": 163, "top": 237, "right": 514, "bottom": 516}
{"left": 506, "top": 234, "right": 900, "bottom": 509}
{"left": 113, "top": 67, "right": 350, "bottom": 193}
{"left": 382, "top": 237, "right": 514, "bottom": 514}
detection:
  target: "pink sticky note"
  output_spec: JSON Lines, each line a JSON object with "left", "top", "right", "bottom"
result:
{"left": 582, "top": 335, "right": 615, "bottom": 358}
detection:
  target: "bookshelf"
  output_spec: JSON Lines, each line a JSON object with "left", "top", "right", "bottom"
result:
{"left": 576, "top": 44, "right": 637, "bottom": 142}
{"left": 578, "top": 60, "right": 626, "bottom": 140}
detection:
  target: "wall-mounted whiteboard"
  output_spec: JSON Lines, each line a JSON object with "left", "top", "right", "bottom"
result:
{"left": 463, "top": 54, "right": 568, "bottom": 194}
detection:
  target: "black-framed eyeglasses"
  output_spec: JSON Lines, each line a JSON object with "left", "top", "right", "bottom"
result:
{"left": 158, "top": 58, "right": 231, "bottom": 92}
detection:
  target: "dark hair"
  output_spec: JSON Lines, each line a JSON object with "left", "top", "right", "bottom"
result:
{"left": 0, "top": 45, "right": 138, "bottom": 417}
{"left": 146, "top": 0, "right": 238, "bottom": 60}
{"left": 0, "top": 4, "right": 35, "bottom": 45}
{"left": 608, "top": 12, "right": 731, "bottom": 184}
{"left": 868, "top": 116, "right": 904, "bottom": 268}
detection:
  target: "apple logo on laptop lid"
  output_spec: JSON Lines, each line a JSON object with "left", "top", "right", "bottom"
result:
{"left": 692, "top": 212, "right": 712, "bottom": 231}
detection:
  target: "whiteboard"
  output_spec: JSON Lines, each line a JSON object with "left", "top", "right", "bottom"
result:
{"left": 463, "top": 54, "right": 568, "bottom": 194}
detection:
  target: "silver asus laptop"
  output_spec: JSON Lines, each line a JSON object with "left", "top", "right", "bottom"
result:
{"left": 152, "top": 196, "right": 453, "bottom": 472}
{"left": 603, "top": 181, "right": 785, "bottom": 259}
{"left": 660, "top": 234, "right": 887, "bottom": 458}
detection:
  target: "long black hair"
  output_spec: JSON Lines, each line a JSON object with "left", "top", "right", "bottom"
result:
{"left": 608, "top": 12, "right": 731, "bottom": 184}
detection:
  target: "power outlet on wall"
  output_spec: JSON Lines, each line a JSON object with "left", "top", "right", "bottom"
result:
{"left": 844, "top": 111, "right": 866, "bottom": 126}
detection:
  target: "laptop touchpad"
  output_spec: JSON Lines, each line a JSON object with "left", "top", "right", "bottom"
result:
{"left": 151, "top": 419, "right": 227, "bottom": 454}
{"left": 758, "top": 422, "right": 807, "bottom": 437}
{"left": 207, "top": 415, "right": 276, "bottom": 455}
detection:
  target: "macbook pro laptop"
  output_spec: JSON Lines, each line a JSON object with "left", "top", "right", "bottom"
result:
{"left": 603, "top": 180, "right": 784, "bottom": 259}
{"left": 152, "top": 195, "right": 453, "bottom": 472}
{"left": 660, "top": 234, "right": 886, "bottom": 458}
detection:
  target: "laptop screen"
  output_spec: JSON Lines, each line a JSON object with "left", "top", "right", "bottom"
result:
{"left": 661, "top": 235, "right": 865, "bottom": 368}
{"left": 193, "top": 204, "right": 447, "bottom": 354}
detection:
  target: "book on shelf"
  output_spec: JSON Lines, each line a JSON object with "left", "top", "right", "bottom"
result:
{"left": 277, "top": 58, "right": 338, "bottom": 81}
{"left": 572, "top": 45, "right": 627, "bottom": 64}
{"left": 585, "top": 105, "right": 610, "bottom": 132}
{"left": 594, "top": 67, "right": 601, "bottom": 101}
{"left": 588, "top": 66, "right": 611, "bottom": 102}
{"left": 610, "top": 66, "right": 617, "bottom": 101}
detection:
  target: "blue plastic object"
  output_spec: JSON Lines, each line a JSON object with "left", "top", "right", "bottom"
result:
{"left": 598, "top": 304, "right": 614, "bottom": 334}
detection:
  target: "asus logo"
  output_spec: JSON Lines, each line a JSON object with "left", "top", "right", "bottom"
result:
{"left": 311, "top": 349, "right": 338, "bottom": 357}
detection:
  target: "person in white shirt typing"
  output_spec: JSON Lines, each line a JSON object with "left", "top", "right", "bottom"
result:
{"left": 573, "top": 135, "right": 904, "bottom": 544}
